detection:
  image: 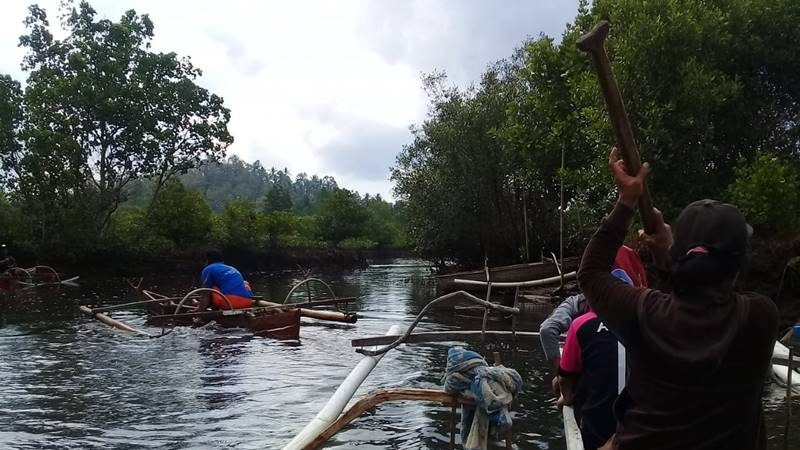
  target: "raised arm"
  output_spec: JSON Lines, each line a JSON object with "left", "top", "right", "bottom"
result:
{"left": 578, "top": 147, "right": 667, "bottom": 343}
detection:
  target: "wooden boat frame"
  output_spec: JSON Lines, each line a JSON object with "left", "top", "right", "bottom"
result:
{"left": 435, "top": 256, "right": 580, "bottom": 292}
{"left": 80, "top": 278, "right": 360, "bottom": 340}
{"left": 1, "top": 265, "right": 80, "bottom": 290}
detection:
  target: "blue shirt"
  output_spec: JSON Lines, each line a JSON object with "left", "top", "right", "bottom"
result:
{"left": 201, "top": 262, "right": 252, "bottom": 298}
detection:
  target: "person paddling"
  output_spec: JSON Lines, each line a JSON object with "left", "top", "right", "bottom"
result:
{"left": 195, "top": 249, "right": 254, "bottom": 311}
{"left": 578, "top": 147, "right": 778, "bottom": 449}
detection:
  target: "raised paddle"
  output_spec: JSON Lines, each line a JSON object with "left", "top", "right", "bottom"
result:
{"left": 577, "top": 20, "right": 658, "bottom": 234}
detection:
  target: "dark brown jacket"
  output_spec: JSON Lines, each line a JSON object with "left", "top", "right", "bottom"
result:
{"left": 579, "top": 203, "right": 778, "bottom": 450}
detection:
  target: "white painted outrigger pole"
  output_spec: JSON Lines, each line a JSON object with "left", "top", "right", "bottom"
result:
{"left": 562, "top": 405, "right": 583, "bottom": 450}
{"left": 283, "top": 324, "right": 403, "bottom": 450}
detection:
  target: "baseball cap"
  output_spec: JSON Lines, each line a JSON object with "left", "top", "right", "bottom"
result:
{"left": 670, "top": 199, "right": 751, "bottom": 283}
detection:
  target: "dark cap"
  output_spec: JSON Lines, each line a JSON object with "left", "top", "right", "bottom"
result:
{"left": 670, "top": 199, "right": 751, "bottom": 274}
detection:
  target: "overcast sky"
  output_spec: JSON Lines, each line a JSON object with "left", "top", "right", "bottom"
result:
{"left": 0, "top": 0, "right": 581, "bottom": 199}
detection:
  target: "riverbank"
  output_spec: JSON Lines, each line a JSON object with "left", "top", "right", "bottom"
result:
{"left": 11, "top": 246, "right": 412, "bottom": 278}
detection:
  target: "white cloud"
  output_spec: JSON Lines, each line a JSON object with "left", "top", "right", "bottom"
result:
{"left": 0, "top": 0, "right": 580, "bottom": 199}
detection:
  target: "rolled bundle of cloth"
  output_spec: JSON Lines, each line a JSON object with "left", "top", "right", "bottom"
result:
{"left": 442, "top": 347, "right": 523, "bottom": 450}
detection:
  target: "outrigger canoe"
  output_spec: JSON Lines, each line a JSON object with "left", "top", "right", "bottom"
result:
{"left": 141, "top": 289, "right": 302, "bottom": 339}
{"left": 1, "top": 265, "right": 79, "bottom": 291}
{"left": 435, "top": 256, "right": 580, "bottom": 293}
{"left": 80, "top": 279, "right": 359, "bottom": 340}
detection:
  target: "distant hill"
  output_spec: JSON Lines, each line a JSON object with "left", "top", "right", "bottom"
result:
{"left": 124, "top": 155, "right": 340, "bottom": 213}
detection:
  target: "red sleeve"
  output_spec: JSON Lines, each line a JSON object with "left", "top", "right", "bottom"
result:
{"left": 560, "top": 312, "right": 594, "bottom": 375}
{"left": 578, "top": 202, "right": 648, "bottom": 344}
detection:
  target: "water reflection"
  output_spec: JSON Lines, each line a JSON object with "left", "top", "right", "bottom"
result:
{"left": 0, "top": 259, "right": 795, "bottom": 449}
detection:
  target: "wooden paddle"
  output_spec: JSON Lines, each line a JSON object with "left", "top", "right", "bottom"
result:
{"left": 577, "top": 20, "right": 658, "bottom": 234}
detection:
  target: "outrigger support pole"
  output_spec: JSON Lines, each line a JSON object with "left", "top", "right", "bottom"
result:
{"left": 79, "top": 306, "right": 151, "bottom": 337}
{"left": 355, "top": 291, "right": 519, "bottom": 357}
{"left": 283, "top": 324, "right": 403, "bottom": 450}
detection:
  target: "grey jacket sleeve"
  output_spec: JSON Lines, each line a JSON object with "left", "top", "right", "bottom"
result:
{"left": 539, "top": 294, "right": 585, "bottom": 362}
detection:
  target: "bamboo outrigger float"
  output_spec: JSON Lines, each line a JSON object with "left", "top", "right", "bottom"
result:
{"left": 80, "top": 278, "right": 359, "bottom": 340}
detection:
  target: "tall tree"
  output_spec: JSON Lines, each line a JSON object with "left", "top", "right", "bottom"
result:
{"left": 0, "top": 75, "right": 23, "bottom": 186}
{"left": 15, "top": 2, "right": 232, "bottom": 241}
{"left": 147, "top": 180, "right": 212, "bottom": 247}
{"left": 394, "top": 0, "right": 800, "bottom": 266}
{"left": 263, "top": 184, "right": 293, "bottom": 213}
{"left": 316, "top": 188, "right": 368, "bottom": 245}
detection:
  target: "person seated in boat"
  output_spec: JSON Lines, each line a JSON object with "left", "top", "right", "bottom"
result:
{"left": 576, "top": 147, "right": 778, "bottom": 449}
{"left": 557, "top": 269, "right": 634, "bottom": 450}
{"left": 539, "top": 245, "right": 647, "bottom": 397}
{"left": 0, "top": 244, "right": 16, "bottom": 272}
{"left": 195, "top": 250, "right": 254, "bottom": 310}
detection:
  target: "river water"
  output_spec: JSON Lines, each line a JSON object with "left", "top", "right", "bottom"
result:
{"left": 0, "top": 259, "right": 796, "bottom": 449}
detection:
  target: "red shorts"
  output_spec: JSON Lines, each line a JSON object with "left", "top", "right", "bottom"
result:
{"left": 210, "top": 286, "right": 253, "bottom": 310}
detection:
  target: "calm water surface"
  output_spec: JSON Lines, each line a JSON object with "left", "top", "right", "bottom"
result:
{"left": 0, "top": 259, "right": 797, "bottom": 449}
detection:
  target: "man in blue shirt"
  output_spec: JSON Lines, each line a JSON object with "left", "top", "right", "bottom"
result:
{"left": 197, "top": 250, "right": 254, "bottom": 310}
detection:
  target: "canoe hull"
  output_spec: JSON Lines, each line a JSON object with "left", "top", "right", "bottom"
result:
{"left": 144, "top": 294, "right": 301, "bottom": 340}
{"left": 435, "top": 257, "right": 580, "bottom": 292}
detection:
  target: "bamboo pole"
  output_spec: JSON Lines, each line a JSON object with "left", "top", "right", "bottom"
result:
{"left": 145, "top": 299, "right": 358, "bottom": 323}
{"left": 454, "top": 272, "right": 576, "bottom": 288}
{"left": 79, "top": 306, "right": 151, "bottom": 336}
{"left": 91, "top": 296, "right": 186, "bottom": 313}
{"left": 256, "top": 300, "right": 358, "bottom": 324}
{"left": 283, "top": 325, "right": 403, "bottom": 450}
{"left": 302, "top": 389, "right": 474, "bottom": 450}
{"left": 351, "top": 331, "right": 541, "bottom": 347}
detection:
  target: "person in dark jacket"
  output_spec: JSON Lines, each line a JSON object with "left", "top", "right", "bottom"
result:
{"left": 577, "top": 147, "right": 778, "bottom": 449}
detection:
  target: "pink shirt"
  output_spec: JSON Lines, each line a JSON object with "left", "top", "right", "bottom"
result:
{"left": 559, "top": 310, "right": 598, "bottom": 374}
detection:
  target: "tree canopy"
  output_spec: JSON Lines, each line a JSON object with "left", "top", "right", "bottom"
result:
{"left": 3, "top": 1, "right": 232, "bottom": 251}
{"left": 393, "top": 0, "right": 800, "bottom": 266}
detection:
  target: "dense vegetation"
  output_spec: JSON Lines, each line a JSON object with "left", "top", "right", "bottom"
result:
{"left": 2, "top": 0, "right": 799, "bottom": 270}
{"left": 0, "top": 2, "right": 406, "bottom": 264}
{"left": 112, "top": 158, "right": 407, "bottom": 256}
{"left": 393, "top": 0, "right": 800, "bottom": 266}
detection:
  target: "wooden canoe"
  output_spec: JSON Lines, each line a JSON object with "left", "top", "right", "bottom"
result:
{"left": 434, "top": 256, "right": 580, "bottom": 292}
{"left": 1, "top": 266, "right": 79, "bottom": 290}
{"left": 142, "top": 290, "right": 301, "bottom": 340}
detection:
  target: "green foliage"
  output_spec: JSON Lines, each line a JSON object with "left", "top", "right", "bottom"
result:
{"left": 392, "top": 70, "right": 532, "bottom": 264}
{"left": 394, "top": 0, "right": 800, "bottom": 265}
{"left": 339, "top": 237, "right": 378, "bottom": 250}
{"left": 216, "top": 199, "right": 264, "bottom": 248}
{"left": 363, "top": 194, "right": 407, "bottom": 248}
{"left": 126, "top": 157, "right": 339, "bottom": 213}
{"left": 148, "top": 180, "right": 212, "bottom": 247}
{"left": 263, "top": 211, "right": 299, "bottom": 247}
{"left": 727, "top": 155, "right": 800, "bottom": 236}
{"left": 9, "top": 1, "right": 231, "bottom": 249}
{"left": 109, "top": 208, "right": 175, "bottom": 255}
{"left": 0, "top": 193, "right": 31, "bottom": 249}
{"left": 0, "top": 2, "right": 407, "bottom": 262}
{"left": 263, "top": 184, "right": 293, "bottom": 213}
{"left": 316, "top": 189, "right": 369, "bottom": 245}
{"left": 0, "top": 75, "right": 23, "bottom": 185}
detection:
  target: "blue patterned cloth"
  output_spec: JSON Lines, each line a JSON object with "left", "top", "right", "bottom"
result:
{"left": 442, "top": 347, "right": 523, "bottom": 450}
